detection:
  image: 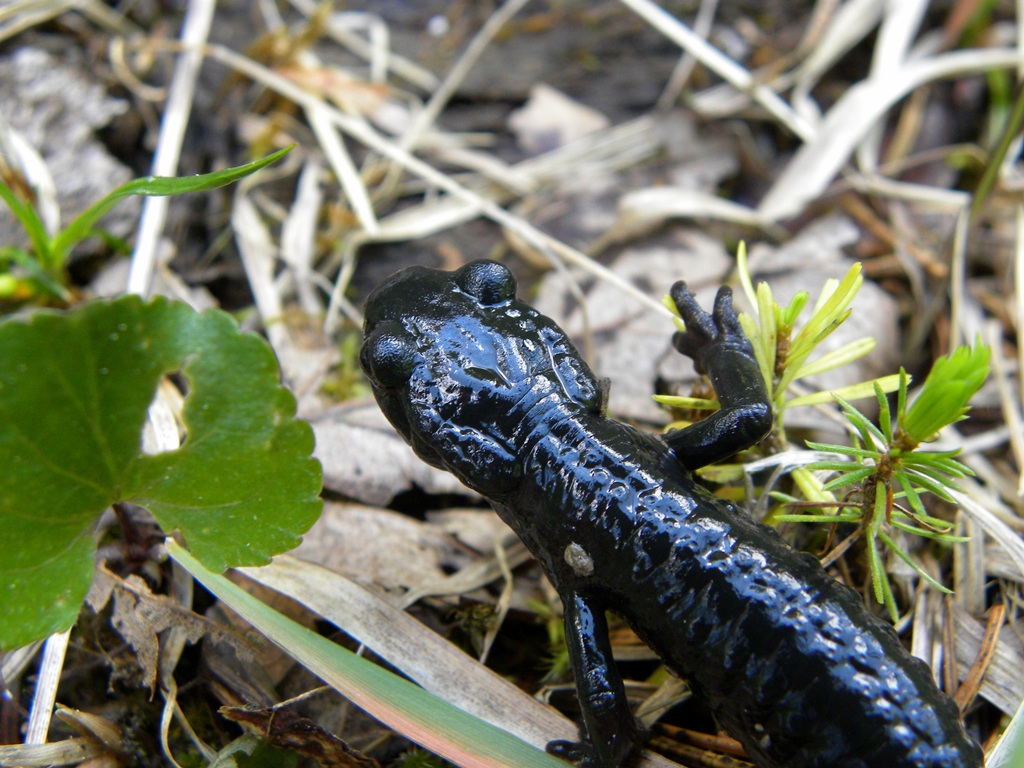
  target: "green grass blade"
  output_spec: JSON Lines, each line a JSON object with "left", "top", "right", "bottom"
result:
{"left": 898, "top": 447, "right": 966, "bottom": 462}
{"left": 167, "top": 541, "right": 564, "bottom": 768}
{"left": 896, "top": 369, "right": 908, "bottom": 426}
{"left": 901, "top": 467, "right": 961, "bottom": 499}
{"left": 894, "top": 469, "right": 929, "bottom": 519}
{"left": 0, "top": 178, "right": 53, "bottom": 268}
{"left": 736, "top": 241, "right": 756, "bottom": 312}
{"left": 2, "top": 248, "right": 72, "bottom": 301}
{"left": 754, "top": 282, "right": 778, "bottom": 396}
{"left": 877, "top": 530, "right": 953, "bottom": 594}
{"left": 876, "top": 382, "right": 893, "bottom": 444}
{"left": 785, "top": 374, "right": 901, "bottom": 408}
{"left": 900, "top": 452, "right": 973, "bottom": 478}
{"left": 821, "top": 466, "right": 876, "bottom": 490}
{"left": 876, "top": 554, "right": 899, "bottom": 622}
{"left": 806, "top": 461, "right": 868, "bottom": 472}
{"left": 865, "top": 531, "right": 891, "bottom": 614}
{"left": 804, "top": 441, "right": 880, "bottom": 458}
{"left": 787, "top": 264, "right": 862, "bottom": 367}
{"left": 794, "top": 337, "right": 875, "bottom": 379}
{"left": 833, "top": 394, "right": 887, "bottom": 447}
{"left": 889, "top": 519, "right": 965, "bottom": 542}
{"left": 889, "top": 507, "right": 956, "bottom": 530}
{"left": 50, "top": 147, "right": 293, "bottom": 267}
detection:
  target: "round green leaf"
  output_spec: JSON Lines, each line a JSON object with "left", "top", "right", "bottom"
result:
{"left": 0, "top": 296, "right": 322, "bottom": 649}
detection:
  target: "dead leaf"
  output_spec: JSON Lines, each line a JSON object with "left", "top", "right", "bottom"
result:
{"left": 953, "top": 604, "right": 1024, "bottom": 716}
{"left": 309, "top": 401, "right": 474, "bottom": 505}
{"left": 508, "top": 84, "right": 610, "bottom": 155}
{"left": 98, "top": 568, "right": 257, "bottom": 694}
{"left": 54, "top": 706, "right": 123, "bottom": 751}
{"left": 426, "top": 508, "right": 515, "bottom": 554}
{"left": 222, "top": 705, "right": 380, "bottom": 768}
{"left": 292, "top": 501, "right": 472, "bottom": 590}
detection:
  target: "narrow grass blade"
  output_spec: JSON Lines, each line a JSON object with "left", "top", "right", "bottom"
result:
{"left": 50, "top": 147, "right": 293, "bottom": 266}
{"left": 0, "top": 179, "right": 51, "bottom": 267}
{"left": 877, "top": 530, "right": 952, "bottom": 594}
{"left": 166, "top": 541, "right": 565, "bottom": 768}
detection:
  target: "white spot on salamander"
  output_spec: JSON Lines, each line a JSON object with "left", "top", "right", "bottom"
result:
{"left": 564, "top": 542, "right": 594, "bottom": 577}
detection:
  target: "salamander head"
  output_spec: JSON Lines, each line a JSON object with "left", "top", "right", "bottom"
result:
{"left": 360, "top": 260, "right": 604, "bottom": 495}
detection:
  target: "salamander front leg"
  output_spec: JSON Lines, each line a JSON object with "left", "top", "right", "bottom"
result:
{"left": 547, "top": 593, "right": 645, "bottom": 768}
{"left": 665, "top": 283, "right": 773, "bottom": 471}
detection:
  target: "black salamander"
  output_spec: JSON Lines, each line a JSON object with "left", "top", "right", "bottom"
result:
{"left": 360, "top": 259, "right": 983, "bottom": 768}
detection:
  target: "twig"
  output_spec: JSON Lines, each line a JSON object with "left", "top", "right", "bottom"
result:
{"left": 204, "top": 43, "right": 673, "bottom": 323}
{"left": 24, "top": 630, "right": 70, "bottom": 744}
{"left": 399, "top": 0, "right": 532, "bottom": 152}
{"left": 619, "top": 0, "right": 814, "bottom": 140}
{"left": 954, "top": 603, "right": 1006, "bottom": 713}
{"left": 126, "top": 0, "right": 216, "bottom": 297}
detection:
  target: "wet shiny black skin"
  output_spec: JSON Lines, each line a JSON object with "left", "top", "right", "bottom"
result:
{"left": 360, "top": 260, "right": 983, "bottom": 768}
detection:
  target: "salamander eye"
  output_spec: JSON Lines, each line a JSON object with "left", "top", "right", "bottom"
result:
{"left": 456, "top": 260, "right": 516, "bottom": 305}
{"left": 361, "top": 322, "right": 417, "bottom": 388}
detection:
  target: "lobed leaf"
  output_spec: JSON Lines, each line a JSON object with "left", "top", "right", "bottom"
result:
{"left": 0, "top": 295, "right": 322, "bottom": 649}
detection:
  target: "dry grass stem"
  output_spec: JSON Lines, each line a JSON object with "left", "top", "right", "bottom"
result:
{"left": 127, "top": 0, "right": 216, "bottom": 297}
